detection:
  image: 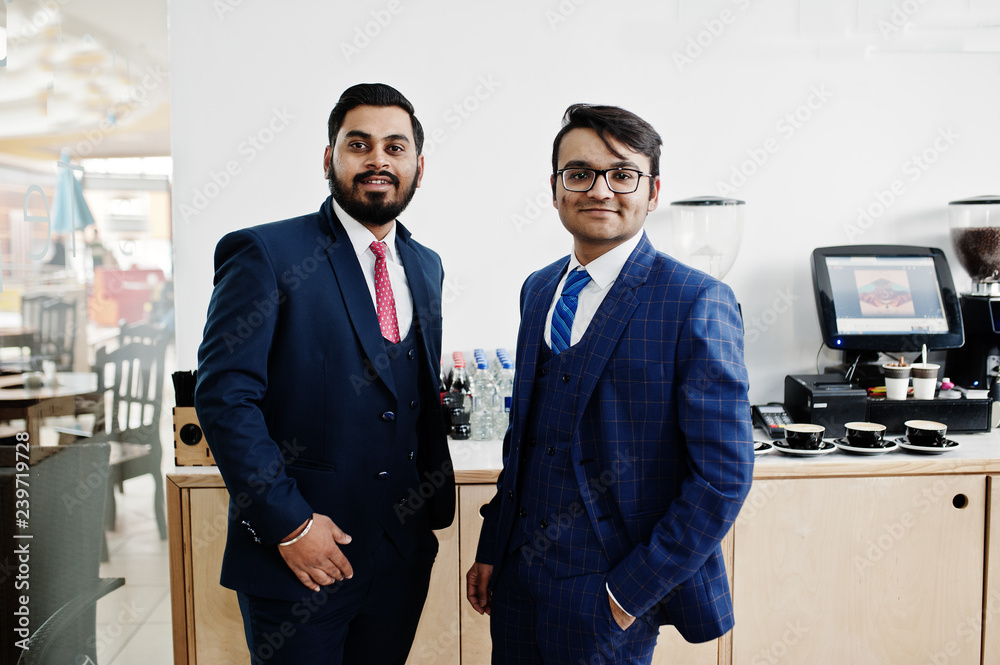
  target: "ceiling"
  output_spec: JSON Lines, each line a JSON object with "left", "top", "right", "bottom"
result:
{"left": 0, "top": 0, "right": 170, "bottom": 162}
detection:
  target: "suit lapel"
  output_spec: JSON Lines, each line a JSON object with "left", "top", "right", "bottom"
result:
{"left": 513, "top": 260, "right": 567, "bottom": 433}
{"left": 572, "top": 233, "right": 656, "bottom": 414}
{"left": 321, "top": 205, "right": 397, "bottom": 397}
{"left": 395, "top": 223, "right": 435, "bottom": 372}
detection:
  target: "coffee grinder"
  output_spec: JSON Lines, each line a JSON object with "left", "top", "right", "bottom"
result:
{"left": 945, "top": 196, "right": 1000, "bottom": 396}
{"left": 654, "top": 196, "right": 745, "bottom": 279}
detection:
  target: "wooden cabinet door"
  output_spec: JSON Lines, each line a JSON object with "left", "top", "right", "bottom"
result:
{"left": 733, "top": 475, "right": 986, "bottom": 665}
{"left": 457, "top": 484, "right": 723, "bottom": 665}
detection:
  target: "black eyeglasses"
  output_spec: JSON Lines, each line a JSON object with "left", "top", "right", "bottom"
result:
{"left": 555, "top": 168, "right": 653, "bottom": 194}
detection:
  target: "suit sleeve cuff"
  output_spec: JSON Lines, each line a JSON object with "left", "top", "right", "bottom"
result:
{"left": 606, "top": 583, "right": 635, "bottom": 618}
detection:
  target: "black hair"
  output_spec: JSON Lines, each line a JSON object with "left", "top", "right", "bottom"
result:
{"left": 551, "top": 104, "right": 662, "bottom": 197}
{"left": 327, "top": 83, "right": 424, "bottom": 154}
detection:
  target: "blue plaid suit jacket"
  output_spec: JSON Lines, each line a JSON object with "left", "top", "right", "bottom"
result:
{"left": 477, "top": 232, "right": 754, "bottom": 643}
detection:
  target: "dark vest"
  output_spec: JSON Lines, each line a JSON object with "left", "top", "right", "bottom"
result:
{"left": 366, "top": 322, "right": 431, "bottom": 554}
{"left": 510, "top": 340, "right": 609, "bottom": 577}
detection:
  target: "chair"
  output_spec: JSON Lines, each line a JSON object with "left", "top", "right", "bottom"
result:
{"left": 89, "top": 337, "right": 169, "bottom": 540}
{"left": 19, "top": 294, "right": 48, "bottom": 332}
{"left": 34, "top": 298, "right": 77, "bottom": 371}
{"left": 0, "top": 443, "right": 124, "bottom": 665}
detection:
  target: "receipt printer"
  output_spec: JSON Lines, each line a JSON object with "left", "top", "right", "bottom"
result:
{"left": 783, "top": 374, "right": 868, "bottom": 438}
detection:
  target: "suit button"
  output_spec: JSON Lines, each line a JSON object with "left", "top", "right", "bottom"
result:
{"left": 537, "top": 368, "right": 547, "bottom": 377}
{"left": 519, "top": 508, "right": 527, "bottom": 518}
{"left": 381, "top": 412, "right": 396, "bottom": 422}
{"left": 562, "top": 373, "right": 570, "bottom": 383}
{"left": 539, "top": 519, "right": 548, "bottom": 528}
{"left": 408, "top": 349, "right": 416, "bottom": 359}
{"left": 410, "top": 400, "right": 418, "bottom": 410}
{"left": 376, "top": 471, "right": 390, "bottom": 480}
{"left": 547, "top": 446, "right": 556, "bottom": 456}
{"left": 507, "top": 490, "right": 514, "bottom": 502}
{"left": 408, "top": 451, "right": 415, "bottom": 460}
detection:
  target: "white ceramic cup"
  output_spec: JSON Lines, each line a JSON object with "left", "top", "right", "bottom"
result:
{"left": 910, "top": 363, "right": 940, "bottom": 400}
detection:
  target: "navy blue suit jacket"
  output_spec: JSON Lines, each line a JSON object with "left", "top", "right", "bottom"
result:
{"left": 477, "top": 233, "right": 754, "bottom": 643}
{"left": 195, "top": 197, "right": 454, "bottom": 601}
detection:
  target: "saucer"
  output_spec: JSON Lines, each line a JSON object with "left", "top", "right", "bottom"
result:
{"left": 754, "top": 441, "right": 773, "bottom": 456}
{"left": 895, "top": 437, "right": 961, "bottom": 454}
{"left": 771, "top": 440, "right": 837, "bottom": 457}
{"left": 832, "top": 438, "right": 898, "bottom": 456}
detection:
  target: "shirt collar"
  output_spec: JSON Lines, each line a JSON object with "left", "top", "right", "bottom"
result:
{"left": 331, "top": 198, "right": 399, "bottom": 262}
{"left": 567, "top": 232, "right": 643, "bottom": 289}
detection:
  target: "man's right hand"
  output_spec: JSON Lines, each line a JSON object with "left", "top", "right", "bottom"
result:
{"left": 277, "top": 513, "right": 353, "bottom": 592}
{"left": 466, "top": 561, "right": 494, "bottom": 615}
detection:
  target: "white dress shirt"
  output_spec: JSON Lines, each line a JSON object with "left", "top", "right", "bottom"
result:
{"left": 543, "top": 233, "right": 644, "bottom": 350}
{"left": 332, "top": 199, "right": 413, "bottom": 339}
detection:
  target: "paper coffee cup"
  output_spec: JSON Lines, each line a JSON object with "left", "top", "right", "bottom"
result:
{"left": 911, "top": 363, "right": 940, "bottom": 400}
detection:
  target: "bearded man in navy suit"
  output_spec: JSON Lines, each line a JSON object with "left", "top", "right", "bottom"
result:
{"left": 196, "top": 83, "right": 454, "bottom": 665}
{"left": 466, "top": 104, "right": 755, "bottom": 664}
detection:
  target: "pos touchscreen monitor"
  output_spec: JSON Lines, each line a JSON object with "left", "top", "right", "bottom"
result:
{"left": 811, "top": 245, "right": 964, "bottom": 352}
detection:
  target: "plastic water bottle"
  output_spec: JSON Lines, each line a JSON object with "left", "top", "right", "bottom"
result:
{"left": 493, "top": 358, "right": 514, "bottom": 439}
{"left": 470, "top": 360, "right": 497, "bottom": 441}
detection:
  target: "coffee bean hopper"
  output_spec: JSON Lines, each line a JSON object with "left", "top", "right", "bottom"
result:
{"left": 945, "top": 196, "right": 1000, "bottom": 394}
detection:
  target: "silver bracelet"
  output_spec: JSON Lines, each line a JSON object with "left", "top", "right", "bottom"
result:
{"left": 278, "top": 517, "right": 313, "bottom": 547}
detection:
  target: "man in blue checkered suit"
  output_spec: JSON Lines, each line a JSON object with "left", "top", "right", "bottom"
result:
{"left": 466, "top": 104, "right": 755, "bottom": 664}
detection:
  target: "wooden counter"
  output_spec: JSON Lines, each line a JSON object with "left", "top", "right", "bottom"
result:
{"left": 167, "top": 432, "right": 1000, "bottom": 665}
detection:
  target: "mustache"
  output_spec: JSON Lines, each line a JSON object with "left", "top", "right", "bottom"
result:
{"left": 354, "top": 171, "right": 400, "bottom": 187}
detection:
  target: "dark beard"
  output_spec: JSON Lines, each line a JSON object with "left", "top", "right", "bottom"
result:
{"left": 328, "top": 163, "right": 419, "bottom": 226}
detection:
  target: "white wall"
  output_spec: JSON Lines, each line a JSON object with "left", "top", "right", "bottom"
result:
{"left": 169, "top": 0, "right": 1000, "bottom": 403}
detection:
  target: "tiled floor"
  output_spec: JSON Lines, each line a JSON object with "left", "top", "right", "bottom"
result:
{"left": 91, "top": 342, "right": 177, "bottom": 665}
{"left": 95, "top": 472, "right": 174, "bottom": 665}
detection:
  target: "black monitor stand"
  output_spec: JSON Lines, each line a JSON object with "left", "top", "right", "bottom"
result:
{"left": 827, "top": 351, "right": 884, "bottom": 389}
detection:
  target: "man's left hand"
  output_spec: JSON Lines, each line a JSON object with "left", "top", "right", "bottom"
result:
{"left": 609, "top": 593, "right": 635, "bottom": 631}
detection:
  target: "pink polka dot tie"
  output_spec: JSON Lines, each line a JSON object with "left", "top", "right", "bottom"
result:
{"left": 369, "top": 241, "right": 400, "bottom": 344}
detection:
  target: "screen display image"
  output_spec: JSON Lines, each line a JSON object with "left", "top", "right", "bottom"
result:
{"left": 826, "top": 256, "right": 949, "bottom": 336}
{"left": 855, "top": 270, "right": 916, "bottom": 317}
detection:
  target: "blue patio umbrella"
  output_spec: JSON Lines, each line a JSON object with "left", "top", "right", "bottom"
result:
{"left": 51, "top": 150, "right": 95, "bottom": 234}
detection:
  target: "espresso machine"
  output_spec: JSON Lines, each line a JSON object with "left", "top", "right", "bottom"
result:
{"left": 945, "top": 196, "right": 1000, "bottom": 396}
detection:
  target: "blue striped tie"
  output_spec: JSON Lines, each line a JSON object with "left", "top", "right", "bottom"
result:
{"left": 551, "top": 268, "right": 592, "bottom": 354}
